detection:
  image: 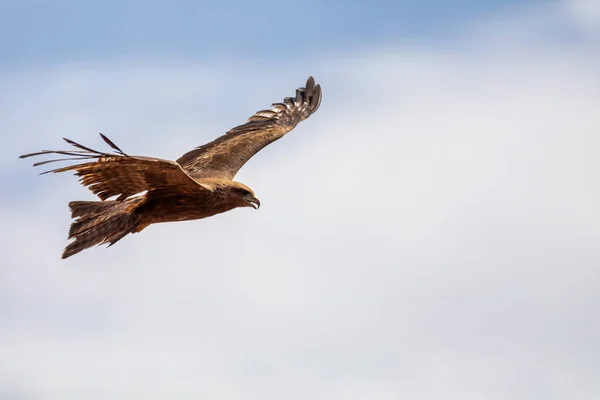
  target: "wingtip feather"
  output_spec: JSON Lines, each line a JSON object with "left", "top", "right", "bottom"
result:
{"left": 99, "top": 132, "right": 127, "bottom": 155}
{"left": 311, "top": 84, "right": 322, "bottom": 112}
{"left": 305, "top": 76, "right": 315, "bottom": 97}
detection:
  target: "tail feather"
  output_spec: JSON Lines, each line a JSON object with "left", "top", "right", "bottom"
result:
{"left": 63, "top": 200, "right": 140, "bottom": 259}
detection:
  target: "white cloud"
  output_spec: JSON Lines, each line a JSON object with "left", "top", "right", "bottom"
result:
{"left": 564, "top": 0, "right": 600, "bottom": 35}
{"left": 1, "top": 2, "right": 600, "bottom": 399}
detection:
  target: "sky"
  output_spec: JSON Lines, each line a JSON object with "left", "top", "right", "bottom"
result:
{"left": 1, "top": 0, "right": 600, "bottom": 399}
{"left": 0, "top": 0, "right": 543, "bottom": 65}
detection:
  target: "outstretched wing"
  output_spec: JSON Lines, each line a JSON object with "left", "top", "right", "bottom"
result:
{"left": 177, "top": 76, "right": 322, "bottom": 180}
{"left": 20, "top": 133, "right": 209, "bottom": 201}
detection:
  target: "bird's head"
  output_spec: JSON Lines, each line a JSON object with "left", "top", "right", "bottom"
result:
{"left": 227, "top": 182, "right": 261, "bottom": 210}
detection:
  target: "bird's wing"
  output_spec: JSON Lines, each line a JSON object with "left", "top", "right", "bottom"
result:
{"left": 177, "top": 76, "right": 322, "bottom": 180}
{"left": 20, "top": 133, "right": 210, "bottom": 201}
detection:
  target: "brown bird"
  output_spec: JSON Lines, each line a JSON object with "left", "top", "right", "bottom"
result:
{"left": 20, "top": 76, "right": 322, "bottom": 258}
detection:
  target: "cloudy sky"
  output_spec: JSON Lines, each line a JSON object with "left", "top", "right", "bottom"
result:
{"left": 1, "top": 0, "right": 599, "bottom": 399}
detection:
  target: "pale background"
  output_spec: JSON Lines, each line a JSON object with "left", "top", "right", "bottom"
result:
{"left": 1, "top": 0, "right": 599, "bottom": 399}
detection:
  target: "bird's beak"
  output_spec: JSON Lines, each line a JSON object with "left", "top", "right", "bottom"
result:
{"left": 249, "top": 197, "right": 261, "bottom": 210}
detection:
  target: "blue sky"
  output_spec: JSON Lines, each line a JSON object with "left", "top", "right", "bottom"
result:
{"left": 1, "top": 1, "right": 600, "bottom": 399}
{"left": 1, "top": 0, "right": 534, "bottom": 65}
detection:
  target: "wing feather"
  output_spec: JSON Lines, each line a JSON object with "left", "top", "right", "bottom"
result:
{"left": 177, "top": 76, "right": 322, "bottom": 179}
{"left": 20, "top": 134, "right": 208, "bottom": 201}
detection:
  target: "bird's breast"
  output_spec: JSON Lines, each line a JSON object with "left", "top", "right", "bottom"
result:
{"left": 138, "top": 191, "right": 236, "bottom": 224}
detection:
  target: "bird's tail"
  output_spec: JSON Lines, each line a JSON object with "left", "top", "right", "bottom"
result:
{"left": 63, "top": 199, "right": 142, "bottom": 259}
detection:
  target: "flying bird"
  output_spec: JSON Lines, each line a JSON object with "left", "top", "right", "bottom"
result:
{"left": 20, "top": 76, "right": 322, "bottom": 258}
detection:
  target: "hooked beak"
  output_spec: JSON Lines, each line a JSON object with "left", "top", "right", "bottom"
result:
{"left": 249, "top": 197, "right": 260, "bottom": 210}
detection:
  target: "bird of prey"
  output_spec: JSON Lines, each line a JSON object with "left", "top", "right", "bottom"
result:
{"left": 20, "top": 76, "right": 322, "bottom": 258}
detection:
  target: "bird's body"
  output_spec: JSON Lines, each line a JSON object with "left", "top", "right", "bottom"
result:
{"left": 133, "top": 179, "right": 256, "bottom": 226}
{"left": 20, "top": 77, "right": 321, "bottom": 258}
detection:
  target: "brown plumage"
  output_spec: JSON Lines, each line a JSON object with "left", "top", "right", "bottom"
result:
{"left": 20, "top": 76, "right": 322, "bottom": 258}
